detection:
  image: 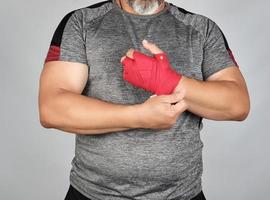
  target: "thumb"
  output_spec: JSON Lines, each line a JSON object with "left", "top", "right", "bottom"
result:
{"left": 168, "top": 92, "right": 185, "bottom": 104}
{"left": 142, "top": 39, "right": 163, "bottom": 54}
{"left": 171, "top": 99, "right": 188, "bottom": 114}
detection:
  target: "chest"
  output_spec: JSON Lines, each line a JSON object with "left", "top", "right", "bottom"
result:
{"left": 82, "top": 13, "right": 204, "bottom": 103}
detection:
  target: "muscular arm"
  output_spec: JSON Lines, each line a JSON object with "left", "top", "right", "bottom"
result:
{"left": 38, "top": 61, "right": 140, "bottom": 135}
{"left": 121, "top": 42, "right": 250, "bottom": 121}
{"left": 173, "top": 66, "right": 250, "bottom": 121}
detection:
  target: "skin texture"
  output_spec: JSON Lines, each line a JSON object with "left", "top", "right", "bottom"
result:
{"left": 38, "top": 59, "right": 187, "bottom": 134}
{"left": 39, "top": 1, "right": 250, "bottom": 135}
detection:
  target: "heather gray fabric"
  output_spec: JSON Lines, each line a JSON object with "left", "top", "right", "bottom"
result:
{"left": 46, "top": 0, "right": 237, "bottom": 199}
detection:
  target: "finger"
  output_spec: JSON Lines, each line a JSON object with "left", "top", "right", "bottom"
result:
{"left": 157, "top": 92, "right": 183, "bottom": 104}
{"left": 171, "top": 100, "right": 187, "bottom": 114}
{"left": 121, "top": 56, "right": 135, "bottom": 66}
{"left": 133, "top": 50, "right": 152, "bottom": 62}
{"left": 142, "top": 39, "right": 163, "bottom": 54}
{"left": 120, "top": 56, "right": 126, "bottom": 63}
{"left": 150, "top": 94, "right": 157, "bottom": 98}
{"left": 126, "top": 49, "right": 135, "bottom": 59}
{"left": 169, "top": 92, "right": 184, "bottom": 104}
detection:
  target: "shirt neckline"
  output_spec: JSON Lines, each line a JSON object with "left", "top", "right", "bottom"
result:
{"left": 112, "top": 0, "right": 170, "bottom": 19}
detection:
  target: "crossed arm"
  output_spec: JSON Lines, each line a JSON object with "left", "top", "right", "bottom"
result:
{"left": 173, "top": 65, "right": 250, "bottom": 121}
{"left": 38, "top": 61, "right": 138, "bottom": 134}
{"left": 38, "top": 61, "right": 250, "bottom": 135}
{"left": 120, "top": 42, "right": 250, "bottom": 122}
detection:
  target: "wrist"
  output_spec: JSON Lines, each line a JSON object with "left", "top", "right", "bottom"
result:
{"left": 155, "top": 70, "right": 182, "bottom": 95}
{"left": 173, "top": 75, "right": 187, "bottom": 96}
{"left": 172, "top": 75, "right": 191, "bottom": 110}
{"left": 173, "top": 75, "right": 188, "bottom": 102}
{"left": 126, "top": 104, "right": 144, "bottom": 129}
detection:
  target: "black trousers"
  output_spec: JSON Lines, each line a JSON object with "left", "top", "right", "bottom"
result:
{"left": 64, "top": 184, "right": 206, "bottom": 200}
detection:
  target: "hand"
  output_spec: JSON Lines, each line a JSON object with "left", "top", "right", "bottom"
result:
{"left": 136, "top": 91, "right": 188, "bottom": 129}
{"left": 120, "top": 40, "right": 182, "bottom": 95}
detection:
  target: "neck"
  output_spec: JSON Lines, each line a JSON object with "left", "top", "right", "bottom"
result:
{"left": 116, "top": 0, "right": 166, "bottom": 15}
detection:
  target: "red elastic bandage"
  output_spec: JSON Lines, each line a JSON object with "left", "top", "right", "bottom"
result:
{"left": 121, "top": 51, "right": 182, "bottom": 95}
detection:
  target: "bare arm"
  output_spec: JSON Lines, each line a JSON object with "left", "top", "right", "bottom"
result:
{"left": 120, "top": 42, "right": 250, "bottom": 122}
{"left": 38, "top": 61, "right": 140, "bottom": 135}
{"left": 173, "top": 66, "right": 250, "bottom": 121}
{"left": 42, "top": 89, "right": 140, "bottom": 134}
{"left": 38, "top": 60, "right": 188, "bottom": 135}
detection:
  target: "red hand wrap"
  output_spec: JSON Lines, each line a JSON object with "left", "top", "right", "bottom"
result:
{"left": 121, "top": 51, "right": 182, "bottom": 95}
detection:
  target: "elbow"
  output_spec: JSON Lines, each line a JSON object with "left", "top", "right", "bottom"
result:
{"left": 38, "top": 90, "right": 67, "bottom": 129}
{"left": 231, "top": 99, "right": 250, "bottom": 121}
{"left": 40, "top": 119, "right": 52, "bottom": 129}
{"left": 234, "top": 107, "right": 250, "bottom": 121}
{"left": 39, "top": 104, "right": 54, "bottom": 129}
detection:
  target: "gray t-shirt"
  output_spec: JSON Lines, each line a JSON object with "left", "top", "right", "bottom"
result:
{"left": 45, "top": 0, "right": 238, "bottom": 199}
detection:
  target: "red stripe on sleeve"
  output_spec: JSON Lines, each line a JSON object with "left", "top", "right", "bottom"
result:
{"left": 227, "top": 49, "right": 239, "bottom": 67}
{"left": 45, "top": 45, "right": 60, "bottom": 63}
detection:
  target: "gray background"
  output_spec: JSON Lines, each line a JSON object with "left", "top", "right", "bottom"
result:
{"left": 1, "top": 0, "right": 269, "bottom": 199}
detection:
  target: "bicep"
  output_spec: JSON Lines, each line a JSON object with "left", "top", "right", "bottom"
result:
{"left": 39, "top": 61, "right": 88, "bottom": 104}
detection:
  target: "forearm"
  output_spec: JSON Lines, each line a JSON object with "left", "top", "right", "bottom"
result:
{"left": 173, "top": 76, "right": 249, "bottom": 121}
{"left": 40, "top": 89, "right": 140, "bottom": 134}
{"left": 56, "top": 126, "right": 131, "bottom": 135}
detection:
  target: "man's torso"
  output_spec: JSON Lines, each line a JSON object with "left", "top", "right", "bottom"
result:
{"left": 51, "top": 0, "right": 212, "bottom": 199}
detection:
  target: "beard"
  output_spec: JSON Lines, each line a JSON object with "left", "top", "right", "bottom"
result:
{"left": 125, "top": 0, "right": 164, "bottom": 15}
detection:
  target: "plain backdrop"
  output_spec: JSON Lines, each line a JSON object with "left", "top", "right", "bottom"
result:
{"left": 1, "top": 0, "right": 269, "bottom": 199}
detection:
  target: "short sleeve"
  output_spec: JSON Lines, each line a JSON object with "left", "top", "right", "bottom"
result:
{"left": 44, "top": 10, "right": 87, "bottom": 64}
{"left": 202, "top": 18, "right": 239, "bottom": 80}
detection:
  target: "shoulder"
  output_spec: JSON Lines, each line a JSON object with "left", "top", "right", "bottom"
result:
{"left": 60, "top": 0, "right": 114, "bottom": 25}
{"left": 48, "top": 1, "right": 114, "bottom": 49}
{"left": 168, "top": 2, "right": 218, "bottom": 38}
